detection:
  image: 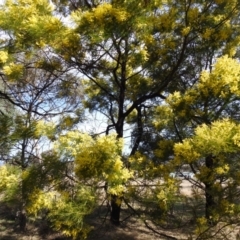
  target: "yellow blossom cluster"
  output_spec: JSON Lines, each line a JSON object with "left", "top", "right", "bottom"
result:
{"left": 153, "top": 105, "right": 173, "bottom": 130}
{"left": 174, "top": 119, "right": 240, "bottom": 163}
{"left": 173, "top": 119, "right": 240, "bottom": 189}
{"left": 26, "top": 189, "right": 58, "bottom": 215}
{"left": 199, "top": 56, "right": 240, "bottom": 97}
{"left": 54, "top": 132, "right": 132, "bottom": 195}
{"left": 3, "top": 63, "right": 24, "bottom": 81}
{"left": 0, "top": 0, "right": 64, "bottom": 50}
{"left": 72, "top": 3, "right": 129, "bottom": 27}
{"left": 0, "top": 165, "right": 20, "bottom": 191}
{"left": 35, "top": 120, "right": 56, "bottom": 139}
{"left": 165, "top": 56, "right": 240, "bottom": 120}
{"left": 0, "top": 165, "right": 21, "bottom": 203}
{"left": 0, "top": 51, "right": 8, "bottom": 63}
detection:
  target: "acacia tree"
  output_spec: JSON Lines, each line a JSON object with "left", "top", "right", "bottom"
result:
{"left": 0, "top": 0, "right": 83, "bottom": 164}
{"left": 50, "top": 0, "right": 240, "bottom": 225}
{"left": 161, "top": 56, "right": 240, "bottom": 236}
{"left": 0, "top": 0, "right": 84, "bottom": 231}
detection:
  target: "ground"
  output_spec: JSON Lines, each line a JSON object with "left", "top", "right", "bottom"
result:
{"left": 0, "top": 204, "right": 186, "bottom": 240}
{"left": 0, "top": 181, "right": 202, "bottom": 240}
{"left": 0, "top": 216, "right": 180, "bottom": 240}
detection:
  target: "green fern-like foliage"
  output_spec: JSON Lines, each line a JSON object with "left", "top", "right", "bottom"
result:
{"left": 48, "top": 186, "right": 96, "bottom": 240}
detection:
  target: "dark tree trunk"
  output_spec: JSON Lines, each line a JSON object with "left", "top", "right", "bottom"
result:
{"left": 205, "top": 182, "right": 215, "bottom": 220}
{"left": 109, "top": 120, "right": 123, "bottom": 224}
{"left": 15, "top": 210, "right": 27, "bottom": 231}
{"left": 204, "top": 155, "right": 215, "bottom": 222}
{"left": 110, "top": 195, "right": 121, "bottom": 225}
